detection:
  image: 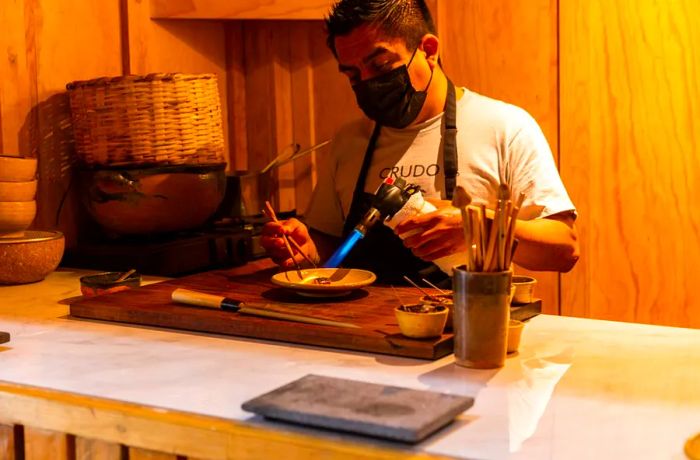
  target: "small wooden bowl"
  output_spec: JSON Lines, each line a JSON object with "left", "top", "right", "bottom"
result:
{"left": 0, "top": 180, "right": 37, "bottom": 202}
{"left": 80, "top": 271, "right": 141, "bottom": 297}
{"left": 0, "top": 155, "right": 37, "bottom": 182}
{"left": 394, "top": 304, "right": 448, "bottom": 339}
{"left": 507, "top": 319, "right": 525, "bottom": 353}
{"left": 0, "top": 201, "right": 36, "bottom": 235}
{"left": 420, "top": 293, "right": 453, "bottom": 329}
{"left": 512, "top": 275, "right": 537, "bottom": 304}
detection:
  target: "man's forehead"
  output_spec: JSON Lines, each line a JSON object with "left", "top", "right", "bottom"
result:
{"left": 335, "top": 25, "right": 406, "bottom": 63}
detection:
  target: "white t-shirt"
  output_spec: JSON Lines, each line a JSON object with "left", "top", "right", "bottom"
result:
{"left": 305, "top": 88, "right": 576, "bottom": 237}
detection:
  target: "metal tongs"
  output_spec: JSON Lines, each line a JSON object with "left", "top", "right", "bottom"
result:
{"left": 259, "top": 140, "right": 331, "bottom": 175}
{"left": 262, "top": 201, "right": 330, "bottom": 285}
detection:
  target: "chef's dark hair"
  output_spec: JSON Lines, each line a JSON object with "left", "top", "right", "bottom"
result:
{"left": 325, "top": 0, "right": 437, "bottom": 57}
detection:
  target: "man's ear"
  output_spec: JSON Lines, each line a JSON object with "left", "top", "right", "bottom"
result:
{"left": 421, "top": 34, "right": 440, "bottom": 67}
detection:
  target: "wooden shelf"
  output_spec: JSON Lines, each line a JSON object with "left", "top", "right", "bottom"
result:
{"left": 150, "top": 0, "right": 336, "bottom": 20}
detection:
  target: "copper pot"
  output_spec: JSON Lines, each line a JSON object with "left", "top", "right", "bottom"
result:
{"left": 78, "top": 164, "right": 226, "bottom": 235}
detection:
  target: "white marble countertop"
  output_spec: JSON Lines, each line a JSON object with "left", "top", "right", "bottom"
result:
{"left": 1, "top": 268, "right": 699, "bottom": 459}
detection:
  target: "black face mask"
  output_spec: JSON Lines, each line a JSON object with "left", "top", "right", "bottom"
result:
{"left": 352, "top": 49, "right": 434, "bottom": 129}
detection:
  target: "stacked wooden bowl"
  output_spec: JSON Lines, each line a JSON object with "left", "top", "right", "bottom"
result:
{"left": 0, "top": 155, "right": 65, "bottom": 284}
{"left": 0, "top": 155, "right": 37, "bottom": 237}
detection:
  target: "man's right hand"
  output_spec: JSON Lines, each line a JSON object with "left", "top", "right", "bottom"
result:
{"left": 260, "top": 218, "right": 320, "bottom": 269}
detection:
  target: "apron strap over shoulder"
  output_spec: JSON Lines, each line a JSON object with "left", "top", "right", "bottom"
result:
{"left": 443, "top": 81, "right": 458, "bottom": 200}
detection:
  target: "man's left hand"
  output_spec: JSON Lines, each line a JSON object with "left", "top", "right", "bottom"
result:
{"left": 394, "top": 207, "right": 466, "bottom": 261}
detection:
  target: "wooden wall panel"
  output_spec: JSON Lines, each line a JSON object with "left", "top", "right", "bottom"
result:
{"left": 24, "top": 427, "right": 70, "bottom": 460}
{"left": 237, "top": 21, "right": 291, "bottom": 215}
{"left": 235, "top": 20, "right": 359, "bottom": 216}
{"left": 269, "top": 24, "right": 296, "bottom": 214}
{"left": 0, "top": 0, "right": 34, "bottom": 156}
{"left": 559, "top": 0, "right": 592, "bottom": 322}
{"left": 0, "top": 424, "right": 16, "bottom": 460}
{"left": 436, "top": 0, "right": 561, "bottom": 313}
{"left": 289, "top": 22, "right": 319, "bottom": 216}
{"left": 75, "top": 437, "right": 122, "bottom": 460}
{"left": 560, "top": 0, "right": 700, "bottom": 327}
{"left": 225, "top": 22, "right": 249, "bottom": 172}
{"left": 293, "top": 21, "right": 361, "bottom": 215}
{"left": 21, "top": 0, "right": 122, "bottom": 247}
{"left": 437, "top": 0, "right": 558, "bottom": 143}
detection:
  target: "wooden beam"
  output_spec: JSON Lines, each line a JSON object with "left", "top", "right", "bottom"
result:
{"left": 0, "top": 380, "right": 448, "bottom": 460}
{"left": 150, "top": 0, "right": 335, "bottom": 20}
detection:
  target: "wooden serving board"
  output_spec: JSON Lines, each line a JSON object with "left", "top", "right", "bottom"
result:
{"left": 70, "top": 261, "right": 454, "bottom": 359}
{"left": 70, "top": 261, "right": 541, "bottom": 360}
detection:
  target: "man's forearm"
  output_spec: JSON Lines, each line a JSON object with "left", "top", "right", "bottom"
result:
{"left": 511, "top": 217, "right": 580, "bottom": 272}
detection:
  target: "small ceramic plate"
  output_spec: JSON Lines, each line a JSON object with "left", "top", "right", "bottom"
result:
{"left": 271, "top": 268, "right": 376, "bottom": 297}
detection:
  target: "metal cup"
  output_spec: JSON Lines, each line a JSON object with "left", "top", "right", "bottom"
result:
{"left": 452, "top": 266, "right": 512, "bottom": 369}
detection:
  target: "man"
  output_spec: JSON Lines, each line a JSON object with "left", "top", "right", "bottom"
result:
{"left": 262, "top": 0, "right": 579, "bottom": 284}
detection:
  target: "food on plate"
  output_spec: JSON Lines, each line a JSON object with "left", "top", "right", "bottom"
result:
{"left": 299, "top": 275, "right": 332, "bottom": 285}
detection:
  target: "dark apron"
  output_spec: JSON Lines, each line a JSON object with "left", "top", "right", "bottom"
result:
{"left": 341, "top": 81, "right": 458, "bottom": 287}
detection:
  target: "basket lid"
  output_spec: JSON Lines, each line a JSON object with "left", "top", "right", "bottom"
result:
{"left": 66, "top": 73, "right": 217, "bottom": 91}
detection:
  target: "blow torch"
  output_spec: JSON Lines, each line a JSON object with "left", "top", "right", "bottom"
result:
{"left": 323, "top": 177, "right": 420, "bottom": 268}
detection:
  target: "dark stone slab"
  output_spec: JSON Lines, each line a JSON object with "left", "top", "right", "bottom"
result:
{"left": 241, "top": 374, "right": 474, "bottom": 443}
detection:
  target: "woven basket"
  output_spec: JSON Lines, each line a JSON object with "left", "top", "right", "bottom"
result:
{"left": 66, "top": 73, "right": 225, "bottom": 167}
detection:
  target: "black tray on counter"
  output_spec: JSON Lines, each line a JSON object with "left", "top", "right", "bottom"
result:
{"left": 511, "top": 299, "right": 542, "bottom": 322}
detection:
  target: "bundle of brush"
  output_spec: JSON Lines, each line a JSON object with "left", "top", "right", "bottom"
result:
{"left": 451, "top": 184, "right": 525, "bottom": 272}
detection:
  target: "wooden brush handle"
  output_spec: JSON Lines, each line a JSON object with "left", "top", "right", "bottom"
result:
{"left": 468, "top": 207, "right": 481, "bottom": 270}
{"left": 497, "top": 201, "right": 512, "bottom": 271}
{"left": 459, "top": 207, "right": 473, "bottom": 271}
{"left": 172, "top": 288, "right": 230, "bottom": 309}
{"left": 479, "top": 204, "right": 488, "bottom": 267}
{"left": 504, "top": 205, "right": 522, "bottom": 267}
{"left": 504, "top": 193, "right": 525, "bottom": 267}
{"left": 483, "top": 208, "right": 499, "bottom": 271}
